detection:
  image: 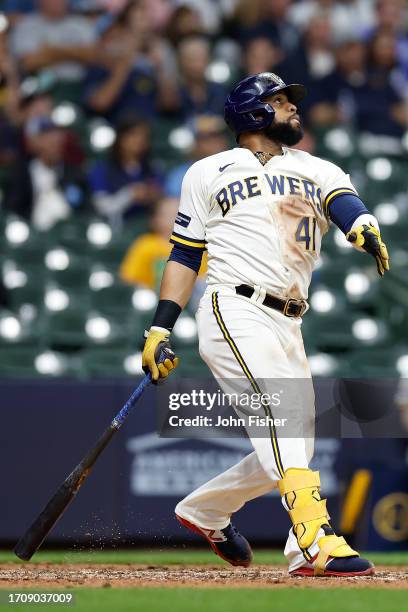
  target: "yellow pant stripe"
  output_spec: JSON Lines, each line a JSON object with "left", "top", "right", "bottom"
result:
{"left": 211, "top": 291, "right": 285, "bottom": 479}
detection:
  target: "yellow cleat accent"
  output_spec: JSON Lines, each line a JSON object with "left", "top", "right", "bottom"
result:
{"left": 314, "top": 535, "right": 359, "bottom": 575}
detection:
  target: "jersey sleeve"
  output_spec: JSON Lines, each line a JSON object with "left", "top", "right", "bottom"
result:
{"left": 170, "top": 161, "right": 208, "bottom": 251}
{"left": 319, "top": 159, "right": 358, "bottom": 218}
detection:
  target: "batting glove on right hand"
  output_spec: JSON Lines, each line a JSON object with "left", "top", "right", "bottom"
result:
{"left": 142, "top": 327, "right": 179, "bottom": 382}
{"left": 346, "top": 223, "right": 390, "bottom": 277}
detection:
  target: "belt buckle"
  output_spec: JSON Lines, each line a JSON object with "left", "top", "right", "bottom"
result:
{"left": 284, "top": 298, "right": 307, "bottom": 318}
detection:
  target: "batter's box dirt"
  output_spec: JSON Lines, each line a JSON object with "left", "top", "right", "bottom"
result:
{"left": 0, "top": 564, "right": 407, "bottom": 589}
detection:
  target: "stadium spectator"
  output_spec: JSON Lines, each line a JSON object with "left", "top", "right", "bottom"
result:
{"left": 123, "top": 0, "right": 178, "bottom": 112}
{"left": 174, "top": 35, "right": 227, "bottom": 119}
{"left": 2, "top": 0, "right": 37, "bottom": 25}
{"left": 281, "top": 11, "right": 334, "bottom": 79}
{"left": 365, "top": 0, "right": 408, "bottom": 82}
{"left": 368, "top": 28, "right": 407, "bottom": 92}
{"left": 165, "top": 4, "right": 204, "bottom": 47}
{"left": 13, "top": 77, "right": 85, "bottom": 165}
{"left": 226, "top": 0, "right": 299, "bottom": 56}
{"left": 88, "top": 115, "right": 162, "bottom": 228}
{"left": 370, "top": 0, "right": 407, "bottom": 38}
{"left": 2, "top": 0, "right": 97, "bottom": 18}
{"left": 310, "top": 29, "right": 408, "bottom": 140}
{"left": 119, "top": 196, "right": 206, "bottom": 293}
{"left": 358, "top": 30, "right": 408, "bottom": 137}
{"left": 5, "top": 116, "right": 87, "bottom": 230}
{"left": 309, "top": 33, "right": 367, "bottom": 127}
{"left": 289, "top": 0, "right": 375, "bottom": 39}
{"left": 9, "top": 0, "right": 96, "bottom": 82}
{"left": 167, "top": 0, "right": 223, "bottom": 36}
{"left": 83, "top": 13, "right": 158, "bottom": 123}
{"left": 2, "top": 0, "right": 35, "bottom": 12}
{"left": 278, "top": 12, "right": 335, "bottom": 115}
{"left": 241, "top": 36, "right": 283, "bottom": 78}
{"left": 0, "top": 17, "right": 20, "bottom": 165}
{"left": 18, "top": 80, "right": 55, "bottom": 124}
{"left": 164, "top": 114, "right": 229, "bottom": 198}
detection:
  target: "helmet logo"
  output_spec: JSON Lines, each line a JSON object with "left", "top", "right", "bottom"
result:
{"left": 259, "top": 72, "right": 286, "bottom": 87}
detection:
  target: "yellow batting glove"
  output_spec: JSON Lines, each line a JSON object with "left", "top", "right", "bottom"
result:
{"left": 142, "top": 327, "right": 179, "bottom": 382}
{"left": 346, "top": 223, "right": 390, "bottom": 277}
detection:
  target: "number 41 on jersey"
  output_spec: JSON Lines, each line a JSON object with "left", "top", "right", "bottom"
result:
{"left": 296, "top": 216, "right": 317, "bottom": 252}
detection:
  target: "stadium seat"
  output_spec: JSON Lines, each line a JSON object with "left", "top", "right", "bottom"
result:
{"left": 7, "top": 284, "right": 45, "bottom": 312}
{"left": 345, "top": 348, "right": 406, "bottom": 378}
{"left": 78, "top": 348, "right": 140, "bottom": 378}
{"left": 151, "top": 117, "right": 186, "bottom": 170}
{"left": 4, "top": 238, "right": 49, "bottom": 268}
{"left": 360, "top": 156, "right": 407, "bottom": 203}
{"left": 0, "top": 345, "right": 76, "bottom": 378}
{"left": 0, "top": 347, "right": 40, "bottom": 377}
{"left": 90, "top": 283, "right": 134, "bottom": 317}
{"left": 46, "top": 217, "right": 93, "bottom": 251}
{"left": 44, "top": 308, "right": 89, "bottom": 350}
{"left": 309, "top": 284, "right": 347, "bottom": 316}
{"left": 44, "top": 306, "right": 132, "bottom": 351}
{"left": 174, "top": 348, "right": 209, "bottom": 378}
{"left": 0, "top": 309, "right": 42, "bottom": 347}
{"left": 303, "top": 312, "right": 373, "bottom": 353}
{"left": 87, "top": 242, "right": 130, "bottom": 267}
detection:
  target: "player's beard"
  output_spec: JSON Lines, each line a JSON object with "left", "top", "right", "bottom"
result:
{"left": 264, "top": 119, "right": 304, "bottom": 146}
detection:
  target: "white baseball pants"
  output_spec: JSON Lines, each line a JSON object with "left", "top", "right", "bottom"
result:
{"left": 175, "top": 285, "right": 320, "bottom": 571}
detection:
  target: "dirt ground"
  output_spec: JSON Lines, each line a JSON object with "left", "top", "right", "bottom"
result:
{"left": 0, "top": 564, "right": 407, "bottom": 589}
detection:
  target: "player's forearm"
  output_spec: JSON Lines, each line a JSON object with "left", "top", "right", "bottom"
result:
{"left": 159, "top": 261, "right": 197, "bottom": 310}
{"left": 145, "top": 261, "right": 197, "bottom": 333}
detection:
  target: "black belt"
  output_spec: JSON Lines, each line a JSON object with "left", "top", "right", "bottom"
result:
{"left": 235, "top": 284, "right": 308, "bottom": 318}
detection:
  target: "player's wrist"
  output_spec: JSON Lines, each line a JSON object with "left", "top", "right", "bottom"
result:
{"left": 151, "top": 299, "right": 182, "bottom": 332}
{"left": 348, "top": 214, "right": 379, "bottom": 234}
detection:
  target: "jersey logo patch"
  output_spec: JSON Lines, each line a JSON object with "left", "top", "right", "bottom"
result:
{"left": 175, "top": 211, "right": 191, "bottom": 228}
{"left": 219, "top": 162, "right": 235, "bottom": 173}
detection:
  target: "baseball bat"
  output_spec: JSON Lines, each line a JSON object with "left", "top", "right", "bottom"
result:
{"left": 14, "top": 371, "right": 153, "bottom": 561}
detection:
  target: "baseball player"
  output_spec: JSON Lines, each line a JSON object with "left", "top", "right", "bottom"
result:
{"left": 142, "top": 73, "right": 389, "bottom": 576}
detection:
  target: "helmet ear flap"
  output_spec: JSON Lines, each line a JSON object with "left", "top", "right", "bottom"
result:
{"left": 249, "top": 101, "right": 275, "bottom": 123}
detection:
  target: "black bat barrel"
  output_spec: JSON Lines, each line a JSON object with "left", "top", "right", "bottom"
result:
{"left": 14, "top": 425, "right": 117, "bottom": 561}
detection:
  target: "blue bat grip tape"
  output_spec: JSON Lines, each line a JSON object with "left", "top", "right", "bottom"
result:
{"left": 110, "top": 348, "right": 169, "bottom": 429}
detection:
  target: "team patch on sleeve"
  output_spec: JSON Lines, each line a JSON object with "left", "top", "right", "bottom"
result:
{"left": 175, "top": 211, "right": 191, "bottom": 228}
{"left": 170, "top": 231, "right": 206, "bottom": 250}
{"left": 324, "top": 187, "right": 357, "bottom": 214}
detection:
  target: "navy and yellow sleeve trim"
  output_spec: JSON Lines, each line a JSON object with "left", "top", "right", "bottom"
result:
{"left": 326, "top": 191, "right": 369, "bottom": 234}
{"left": 324, "top": 187, "right": 357, "bottom": 215}
{"left": 170, "top": 231, "right": 206, "bottom": 250}
{"left": 168, "top": 244, "right": 203, "bottom": 273}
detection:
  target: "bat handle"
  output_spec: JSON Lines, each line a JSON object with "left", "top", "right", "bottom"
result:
{"left": 111, "top": 372, "right": 151, "bottom": 430}
{"left": 110, "top": 347, "right": 170, "bottom": 430}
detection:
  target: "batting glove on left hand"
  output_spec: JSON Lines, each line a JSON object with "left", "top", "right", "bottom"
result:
{"left": 346, "top": 223, "right": 390, "bottom": 277}
{"left": 142, "top": 327, "right": 179, "bottom": 382}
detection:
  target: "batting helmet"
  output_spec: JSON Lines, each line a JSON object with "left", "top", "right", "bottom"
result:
{"left": 224, "top": 72, "right": 306, "bottom": 140}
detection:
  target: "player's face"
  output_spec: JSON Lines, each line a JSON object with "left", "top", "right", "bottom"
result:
{"left": 262, "top": 92, "right": 304, "bottom": 146}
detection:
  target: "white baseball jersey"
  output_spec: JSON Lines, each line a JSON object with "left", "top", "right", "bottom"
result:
{"left": 171, "top": 147, "right": 357, "bottom": 300}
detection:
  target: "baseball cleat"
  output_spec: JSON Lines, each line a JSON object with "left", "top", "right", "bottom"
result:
{"left": 176, "top": 514, "right": 253, "bottom": 567}
{"left": 290, "top": 555, "right": 375, "bottom": 577}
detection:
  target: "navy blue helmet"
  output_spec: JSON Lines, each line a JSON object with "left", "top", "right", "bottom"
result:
{"left": 224, "top": 72, "right": 306, "bottom": 140}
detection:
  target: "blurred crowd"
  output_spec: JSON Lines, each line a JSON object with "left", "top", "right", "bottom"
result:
{"left": 0, "top": 0, "right": 408, "bottom": 244}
